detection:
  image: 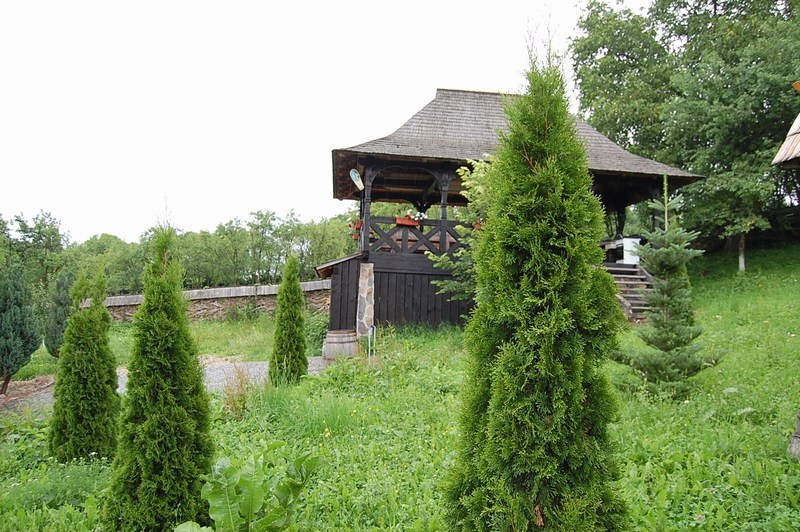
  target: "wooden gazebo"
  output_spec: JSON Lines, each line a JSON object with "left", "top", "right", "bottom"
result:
{"left": 318, "top": 89, "right": 699, "bottom": 334}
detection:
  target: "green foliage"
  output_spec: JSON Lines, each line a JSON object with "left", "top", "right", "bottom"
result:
{"left": 0, "top": 258, "right": 41, "bottom": 395}
{"left": 49, "top": 270, "right": 120, "bottom": 462}
{"left": 177, "top": 442, "right": 321, "bottom": 532}
{"left": 269, "top": 255, "right": 307, "bottom": 385}
{"left": 10, "top": 211, "right": 68, "bottom": 292}
{"left": 444, "top": 62, "right": 627, "bottom": 529}
{"left": 304, "top": 311, "right": 329, "bottom": 357}
{"left": 618, "top": 180, "right": 708, "bottom": 386}
{"left": 573, "top": 0, "right": 675, "bottom": 160}
{"left": 104, "top": 227, "right": 214, "bottom": 531}
{"left": 64, "top": 233, "right": 145, "bottom": 295}
{"left": 428, "top": 159, "right": 492, "bottom": 302}
{"left": 0, "top": 496, "right": 101, "bottom": 532}
{"left": 572, "top": 1, "right": 800, "bottom": 269}
{"left": 2, "top": 249, "right": 800, "bottom": 532}
{"left": 1, "top": 459, "right": 109, "bottom": 513}
{"left": 177, "top": 211, "right": 355, "bottom": 289}
{"left": 43, "top": 268, "right": 74, "bottom": 358}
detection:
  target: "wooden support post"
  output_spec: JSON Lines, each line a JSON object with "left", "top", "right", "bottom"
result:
{"left": 436, "top": 170, "right": 453, "bottom": 253}
{"left": 360, "top": 165, "right": 380, "bottom": 257}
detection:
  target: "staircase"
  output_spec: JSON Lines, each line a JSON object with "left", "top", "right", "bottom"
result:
{"left": 603, "top": 263, "right": 653, "bottom": 322}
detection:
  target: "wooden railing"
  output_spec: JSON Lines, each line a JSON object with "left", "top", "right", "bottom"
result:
{"left": 360, "top": 216, "right": 466, "bottom": 256}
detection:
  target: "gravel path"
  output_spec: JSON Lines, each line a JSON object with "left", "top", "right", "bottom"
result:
{"left": 0, "top": 356, "right": 328, "bottom": 415}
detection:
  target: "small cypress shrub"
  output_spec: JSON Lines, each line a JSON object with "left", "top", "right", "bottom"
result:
{"left": 104, "top": 227, "right": 213, "bottom": 531}
{"left": 49, "top": 270, "right": 119, "bottom": 461}
{"left": 269, "top": 254, "right": 307, "bottom": 384}
{"left": 44, "top": 268, "right": 75, "bottom": 358}
{"left": 0, "top": 258, "right": 40, "bottom": 395}
{"left": 443, "top": 61, "right": 628, "bottom": 529}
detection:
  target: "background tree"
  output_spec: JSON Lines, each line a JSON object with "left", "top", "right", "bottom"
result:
{"left": 49, "top": 270, "right": 119, "bottom": 461}
{"left": 104, "top": 227, "right": 213, "bottom": 530}
{"left": 9, "top": 211, "right": 69, "bottom": 324}
{"left": 44, "top": 268, "right": 75, "bottom": 358}
{"left": 0, "top": 258, "right": 40, "bottom": 395}
{"left": 269, "top": 254, "right": 307, "bottom": 385}
{"left": 444, "top": 61, "right": 627, "bottom": 529}
{"left": 11, "top": 211, "right": 69, "bottom": 289}
{"left": 615, "top": 178, "right": 706, "bottom": 385}
{"left": 572, "top": 1, "right": 800, "bottom": 268}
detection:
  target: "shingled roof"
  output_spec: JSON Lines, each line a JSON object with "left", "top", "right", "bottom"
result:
{"left": 332, "top": 89, "right": 700, "bottom": 208}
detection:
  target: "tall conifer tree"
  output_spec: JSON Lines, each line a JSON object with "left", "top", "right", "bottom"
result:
{"left": 269, "top": 254, "right": 307, "bottom": 384}
{"left": 444, "top": 62, "right": 627, "bottom": 529}
{"left": 0, "top": 258, "right": 40, "bottom": 395}
{"left": 44, "top": 267, "right": 75, "bottom": 358}
{"left": 49, "top": 270, "right": 119, "bottom": 461}
{"left": 104, "top": 227, "right": 213, "bottom": 531}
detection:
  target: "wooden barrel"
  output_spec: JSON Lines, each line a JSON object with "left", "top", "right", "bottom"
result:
{"left": 322, "top": 329, "right": 359, "bottom": 362}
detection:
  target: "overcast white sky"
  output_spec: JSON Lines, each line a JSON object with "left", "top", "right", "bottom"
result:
{"left": 1, "top": 0, "right": 649, "bottom": 244}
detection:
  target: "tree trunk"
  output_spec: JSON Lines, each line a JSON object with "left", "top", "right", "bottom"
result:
{"left": 0, "top": 373, "right": 11, "bottom": 396}
{"left": 738, "top": 233, "right": 746, "bottom": 272}
{"left": 789, "top": 413, "right": 800, "bottom": 460}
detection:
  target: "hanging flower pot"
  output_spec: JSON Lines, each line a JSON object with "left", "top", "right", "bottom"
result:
{"left": 354, "top": 220, "right": 363, "bottom": 230}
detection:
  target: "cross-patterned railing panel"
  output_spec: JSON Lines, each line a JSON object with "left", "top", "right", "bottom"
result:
{"left": 362, "top": 216, "right": 466, "bottom": 256}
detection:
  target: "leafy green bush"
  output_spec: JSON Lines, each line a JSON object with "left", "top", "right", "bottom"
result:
{"left": 0, "top": 459, "right": 109, "bottom": 512}
{"left": 0, "top": 496, "right": 101, "bottom": 532}
{"left": 0, "top": 412, "right": 50, "bottom": 478}
{"left": 176, "top": 441, "right": 321, "bottom": 532}
{"left": 304, "top": 311, "right": 328, "bottom": 357}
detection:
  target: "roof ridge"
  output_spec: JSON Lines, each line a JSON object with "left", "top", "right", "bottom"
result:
{"left": 435, "top": 88, "right": 516, "bottom": 98}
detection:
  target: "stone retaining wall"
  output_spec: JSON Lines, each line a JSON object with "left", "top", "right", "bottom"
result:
{"left": 103, "top": 280, "right": 331, "bottom": 321}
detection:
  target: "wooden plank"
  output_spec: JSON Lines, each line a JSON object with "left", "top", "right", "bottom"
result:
{"left": 371, "top": 253, "right": 443, "bottom": 275}
{"left": 394, "top": 273, "right": 409, "bottom": 323}
{"left": 329, "top": 266, "right": 341, "bottom": 329}
{"left": 346, "top": 260, "right": 359, "bottom": 329}
{"left": 386, "top": 273, "right": 398, "bottom": 323}
{"left": 441, "top": 276, "right": 451, "bottom": 324}
{"left": 412, "top": 274, "right": 422, "bottom": 324}
{"left": 375, "top": 271, "right": 382, "bottom": 324}
{"left": 402, "top": 274, "right": 414, "bottom": 324}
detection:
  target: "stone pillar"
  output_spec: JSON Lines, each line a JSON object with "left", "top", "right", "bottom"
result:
{"left": 356, "top": 262, "right": 374, "bottom": 336}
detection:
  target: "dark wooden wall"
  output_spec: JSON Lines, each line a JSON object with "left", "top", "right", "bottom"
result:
{"left": 371, "top": 253, "right": 470, "bottom": 326}
{"left": 328, "top": 256, "right": 360, "bottom": 330}
{"left": 328, "top": 253, "right": 471, "bottom": 330}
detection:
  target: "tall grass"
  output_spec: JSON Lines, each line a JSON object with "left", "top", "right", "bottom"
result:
{"left": 613, "top": 244, "right": 800, "bottom": 529}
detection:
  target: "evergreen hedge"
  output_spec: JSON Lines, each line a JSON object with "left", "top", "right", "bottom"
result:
{"left": 269, "top": 254, "right": 307, "bottom": 384}
{"left": 44, "top": 268, "right": 75, "bottom": 358}
{"left": 49, "top": 270, "right": 119, "bottom": 461}
{"left": 104, "top": 228, "right": 213, "bottom": 531}
{"left": 0, "top": 259, "right": 40, "bottom": 395}
{"left": 443, "top": 62, "right": 628, "bottom": 529}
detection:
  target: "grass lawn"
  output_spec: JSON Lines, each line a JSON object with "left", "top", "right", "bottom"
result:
{"left": 12, "top": 311, "right": 295, "bottom": 382}
{"left": 1, "top": 244, "right": 798, "bottom": 530}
